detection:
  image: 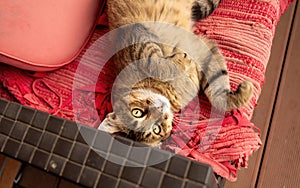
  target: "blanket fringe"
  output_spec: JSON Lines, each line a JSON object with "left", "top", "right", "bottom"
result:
{"left": 161, "top": 109, "right": 261, "bottom": 181}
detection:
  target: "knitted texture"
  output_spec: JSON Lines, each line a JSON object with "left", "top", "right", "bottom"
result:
{"left": 0, "top": 0, "right": 295, "bottom": 182}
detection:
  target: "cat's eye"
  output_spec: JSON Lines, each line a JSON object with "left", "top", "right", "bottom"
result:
{"left": 131, "top": 108, "right": 144, "bottom": 118}
{"left": 152, "top": 125, "right": 161, "bottom": 135}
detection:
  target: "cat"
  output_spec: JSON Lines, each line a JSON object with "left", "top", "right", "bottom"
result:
{"left": 98, "top": 0, "right": 253, "bottom": 146}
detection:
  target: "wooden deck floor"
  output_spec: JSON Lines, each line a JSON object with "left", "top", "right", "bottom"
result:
{"left": 0, "top": 155, "right": 20, "bottom": 187}
{"left": 1, "top": 1, "right": 299, "bottom": 188}
{"left": 225, "top": 1, "right": 300, "bottom": 187}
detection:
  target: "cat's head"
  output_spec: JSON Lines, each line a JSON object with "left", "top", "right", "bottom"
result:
{"left": 99, "top": 89, "right": 173, "bottom": 146}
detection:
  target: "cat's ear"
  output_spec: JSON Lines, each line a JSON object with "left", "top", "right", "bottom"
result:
{"left": 98, "top": 112, "right": 123, "bottom": 133}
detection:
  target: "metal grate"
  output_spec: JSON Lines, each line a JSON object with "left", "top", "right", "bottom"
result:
{"left": 0, "top": 98, "right": 220, "bottom": 188}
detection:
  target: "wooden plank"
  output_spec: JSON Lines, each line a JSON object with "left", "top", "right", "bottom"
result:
{"left": 0, "top": 154, "right": 7, "bottom": 178}
{"left": 0, "top": 157, "right": 21, "bottom": 188}
{"left": 16, "top": 165, "right": 60, "bottom": 188}
{"left": 256, "top": 0, "right": 300, "bottom": 187}
{"left": 224, "top": 2, "right": 297, "bottom": 188}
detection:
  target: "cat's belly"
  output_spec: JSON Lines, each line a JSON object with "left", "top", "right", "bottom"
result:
{"left": 170, "top": 74, "right": 200, "bottom": 109}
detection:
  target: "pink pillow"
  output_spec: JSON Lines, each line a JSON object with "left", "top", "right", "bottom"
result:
{"left": 0, "top": 0, "right": 104, "bottom": 71}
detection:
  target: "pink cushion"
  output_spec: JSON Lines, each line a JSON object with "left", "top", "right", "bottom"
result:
{"left": 0, "top": 0, "right": 104, "bottom": 71}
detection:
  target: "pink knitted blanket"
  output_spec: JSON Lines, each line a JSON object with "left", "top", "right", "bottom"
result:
{"left": 0, "top": 0, "right": 294, "bottom": 182}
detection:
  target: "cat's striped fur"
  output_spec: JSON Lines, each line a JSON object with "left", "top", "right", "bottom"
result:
{"left": 99, "top": 0, "right": 253, "bottom": 146}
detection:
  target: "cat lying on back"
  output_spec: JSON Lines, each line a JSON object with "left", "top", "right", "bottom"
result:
{"left": 98, "top": 0, "right": 253, "bottom": 146}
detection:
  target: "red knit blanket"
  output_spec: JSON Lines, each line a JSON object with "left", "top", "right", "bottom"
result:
{"left": 0, "top": 0, "right": 294, "bottom": 182}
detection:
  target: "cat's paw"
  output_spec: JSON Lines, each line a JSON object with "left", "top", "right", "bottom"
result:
{"left": 238, "top": 80, "right": 253, "bottom": 97}
{"left": 168, "top": 52, "right": 191, "bottom": 63}
{"left": 191, "top": 0, "right": 217, "bottom": 21}
{"left": 233, "top": 80, "right": 254, "bottom": 107}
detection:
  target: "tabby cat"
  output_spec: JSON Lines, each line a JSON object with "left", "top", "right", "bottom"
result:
{"left": 98, "top": 0, "right": 253, "bottom": 146}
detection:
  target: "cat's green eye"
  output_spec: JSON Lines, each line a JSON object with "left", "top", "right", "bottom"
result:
{"left": 131, "top": 108, "right": 144, "bottom": 118}
{"left": 152, "top": 125, "right": 161, "bottom": 135}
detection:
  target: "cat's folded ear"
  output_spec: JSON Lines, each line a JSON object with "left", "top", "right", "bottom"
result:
{"left": 98, "top": 112, "right": 123, "bottom": 133}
